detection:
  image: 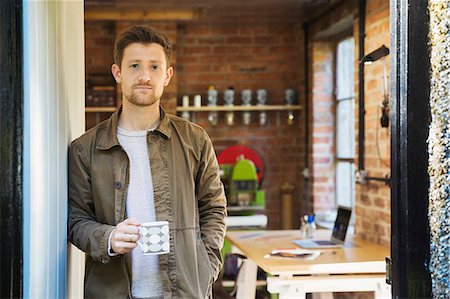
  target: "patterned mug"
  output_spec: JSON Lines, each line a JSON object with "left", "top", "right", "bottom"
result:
{"left": 137, "top": 221, "right": 170, "bottom": 255}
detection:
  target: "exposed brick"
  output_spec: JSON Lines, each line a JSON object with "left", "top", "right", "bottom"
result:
{"left": 180, "top": 46, "right": 211, "bottom": 55}
{"left": 374, "top": 197, "right": 386, "bottom": 209}
{"left": 197, "top": 37, "right": 224, "bottom": 44}
{"left": 210, "top": 27, "right": 239, "bottom": 35}
{"left": 226, "top": 36, "right": 253, "bottom": 44}
{"left": 254, "top": 36, "right": 281, "bottom": 44}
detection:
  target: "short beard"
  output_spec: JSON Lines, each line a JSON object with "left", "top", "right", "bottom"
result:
{"left": 127, "top": 93, "right": 159, "bottom": 107}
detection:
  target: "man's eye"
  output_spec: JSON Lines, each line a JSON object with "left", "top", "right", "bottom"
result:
{"left": 130, "top": 64, "right": 139, "bottom": 69}
{"left": 151, "top": 65, "right": 160, "bottom": 71}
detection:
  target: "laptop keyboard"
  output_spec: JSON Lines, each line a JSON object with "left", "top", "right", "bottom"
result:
{"left": 315, "top": 240, "right": 336, "bottom": 245}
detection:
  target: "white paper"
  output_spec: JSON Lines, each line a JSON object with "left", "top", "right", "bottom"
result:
{"left": 263, "top": 248, "right": 321, "bottom": 260}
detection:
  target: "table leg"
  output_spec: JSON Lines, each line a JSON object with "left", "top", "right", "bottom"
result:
{"left": 235, "top": 258, "right": 258, "bottom": 299}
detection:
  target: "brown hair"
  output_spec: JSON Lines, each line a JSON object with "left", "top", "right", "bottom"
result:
{"left": 113, "top": 25, "right": 172, "bottom": 68}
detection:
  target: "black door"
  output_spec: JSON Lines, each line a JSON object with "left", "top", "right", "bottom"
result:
{"left": 0, "top": 0, "right": 24, "bottom": 298}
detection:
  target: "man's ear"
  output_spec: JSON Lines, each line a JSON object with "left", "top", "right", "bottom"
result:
{"left": 111, "top": 64, "right": 121, "bottom": 83}
{"left": 164, "top": 66, "right": 174, "bottom": 87}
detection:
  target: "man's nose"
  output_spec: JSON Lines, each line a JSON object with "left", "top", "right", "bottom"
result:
{"left": 139, "top": 68, "right": 151, "bottom": 82}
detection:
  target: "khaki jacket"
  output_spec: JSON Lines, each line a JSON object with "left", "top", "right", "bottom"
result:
{"left": 68, "top": 107, "right": 227, "bottom": 298}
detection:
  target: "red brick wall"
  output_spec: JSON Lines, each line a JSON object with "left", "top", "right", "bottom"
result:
{"left": 84, "top": 22, "right": 117, "bottom": 129}
{"left": 354, "top": 0, "right": 391, "bottom": 246}
{"left": 177, "top": 23, "right": 301, "bottom": 101}
{"left": 85, "top": 22, "right": 115, "bottom": 76}
{"left": 310, "top": 42, "right": 335, "bottom": 213}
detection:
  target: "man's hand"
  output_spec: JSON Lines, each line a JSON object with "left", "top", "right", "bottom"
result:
{"left": 111, "top": 218, "right": 140, "bottom": 254}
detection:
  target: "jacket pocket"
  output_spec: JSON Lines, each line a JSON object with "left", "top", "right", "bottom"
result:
{"left": 84, "top": 257, "right": 129, "bottom": 298}
{"left": 196, "top": 237, "right": 213, "bottom": 298}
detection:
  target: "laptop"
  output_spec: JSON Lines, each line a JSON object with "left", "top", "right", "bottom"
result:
{"left": 293, "top": 206, "right": 352, "bottom": 249}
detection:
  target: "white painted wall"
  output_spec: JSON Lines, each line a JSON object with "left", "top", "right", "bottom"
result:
{"left": 23, "top": 0, "right": 85, "bottom": 297}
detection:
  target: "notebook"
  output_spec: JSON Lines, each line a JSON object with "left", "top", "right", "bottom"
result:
{"left": 293, "top": 206, "right": 352, "bottom": 249}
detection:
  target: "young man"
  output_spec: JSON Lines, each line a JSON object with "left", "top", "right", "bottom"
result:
{"left": 68, "top": 25, "right": 227, "bottom": 299}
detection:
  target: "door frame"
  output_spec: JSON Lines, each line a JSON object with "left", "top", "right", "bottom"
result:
{"left": 390, "top": 0, "right": 432, "bottom": 297}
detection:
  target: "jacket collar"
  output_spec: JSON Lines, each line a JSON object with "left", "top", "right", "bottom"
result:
{"left": 97, "top": 105, "right": 172, "bottom": 150}
{"left": 156, "top": 107, "right": 172, "bottom": 140}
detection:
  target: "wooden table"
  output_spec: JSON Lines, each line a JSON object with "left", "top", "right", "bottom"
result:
{"left": 226, "top": 229, "right": 391, "bottom": 299}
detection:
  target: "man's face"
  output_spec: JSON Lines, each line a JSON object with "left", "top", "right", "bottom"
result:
{"left": 111, "top": 43, "right": 173, "bottom": 107}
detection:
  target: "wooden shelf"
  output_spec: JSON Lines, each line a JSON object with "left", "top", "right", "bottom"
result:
{"left": 176, "top": 105, "right": 302, "bottom": 112}
{"left": 85, "top": 106, "right": 117, "bottom": 113}
{"left": 227, "top": 205, "right": 265, "bottom": 212}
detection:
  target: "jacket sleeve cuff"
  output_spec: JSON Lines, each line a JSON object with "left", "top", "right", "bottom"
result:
{"left": 99, "top": 226, "right": 117, "bottom": 264}
{"left": 108, "top": 229, "right": 119, "bottom": 256}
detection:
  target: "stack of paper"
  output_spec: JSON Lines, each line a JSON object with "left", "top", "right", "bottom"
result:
{"left": 263, "top": 248, "right": 321, "bottom": 260}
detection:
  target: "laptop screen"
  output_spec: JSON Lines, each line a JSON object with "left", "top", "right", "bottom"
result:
{"left": 331, "top": 206, "right": 352, "bottom": 243}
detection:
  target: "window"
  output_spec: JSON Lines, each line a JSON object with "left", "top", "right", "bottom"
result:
{"left": 335, "top": 37, "right": 355, "bottom": 214}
